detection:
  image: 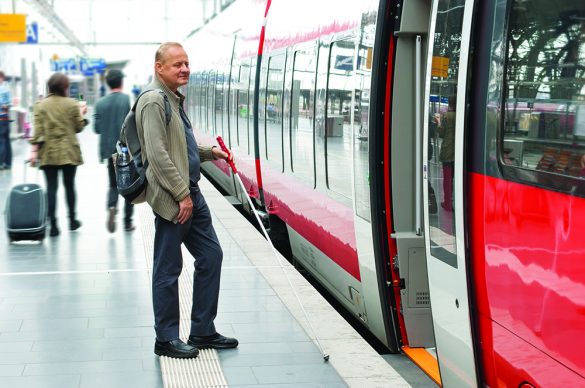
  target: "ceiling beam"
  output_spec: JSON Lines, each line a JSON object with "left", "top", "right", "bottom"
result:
{"left": 26, "top": 0, "right": 87, "bottom": 56}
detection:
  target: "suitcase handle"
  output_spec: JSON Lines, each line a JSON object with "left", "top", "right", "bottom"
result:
{"left": 23, "top": 160, "right": 40, "bottom": 184}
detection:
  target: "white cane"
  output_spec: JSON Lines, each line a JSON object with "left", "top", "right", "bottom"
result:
{"left": 216, "top": 136, "right": 329, "bottom": 361}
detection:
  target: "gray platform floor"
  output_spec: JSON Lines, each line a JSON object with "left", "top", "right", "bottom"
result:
{"left": 0, "top": 122, "right": 433, "bottom": 387}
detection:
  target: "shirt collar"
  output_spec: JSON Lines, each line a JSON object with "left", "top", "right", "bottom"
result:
{"left": 152, "top": 75, "right": 185, "bottom": 107}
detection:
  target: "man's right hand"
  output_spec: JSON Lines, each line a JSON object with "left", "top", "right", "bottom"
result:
{"left": 177, "top": 195, "right": 193, "bottom": 224}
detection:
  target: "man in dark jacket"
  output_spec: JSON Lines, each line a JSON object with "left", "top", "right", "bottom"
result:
{"left": 94, "top": 69, "right": 134, "bottom": 232}
{"left": 138, "top": 42, "right": 237, "bottom": 359}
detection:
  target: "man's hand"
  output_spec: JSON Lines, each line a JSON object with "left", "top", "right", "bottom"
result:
{"left": 212, "top": 146, "right": 232, "bottom": 162}
{"left": 177, "top": 195, "right": 193, "bottom": 224}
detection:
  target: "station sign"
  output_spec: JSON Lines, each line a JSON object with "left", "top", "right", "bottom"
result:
{"left": 432, "top": 56, "right": 450, "bottom": 78}
{"left": 0, "top": 14, "right": 26, "bottom": 42}
{"left": 334, "top": 55, "right": 353, "bottom": 71}
{"left": 49, "top": 57, "right": 107, "bottom": 76}
{"left": 80, "top": 58, "right": 106, "bottom": 76}
{"left": 50, "top": 58, "right": 77, "bottom": 72}
{"left": 429, "top": 95, "right": 449, "bottom": 104}
{"left": 26, "top": 22, "right": 38, "bottom": 44}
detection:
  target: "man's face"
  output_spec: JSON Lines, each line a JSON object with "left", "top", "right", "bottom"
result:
{"left": 155, "top": 46, "right": 190, "bottom": 91}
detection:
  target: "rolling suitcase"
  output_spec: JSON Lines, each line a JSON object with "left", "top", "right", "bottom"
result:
{"left": 5, "top": 162, "right": 47, "bottom": 242}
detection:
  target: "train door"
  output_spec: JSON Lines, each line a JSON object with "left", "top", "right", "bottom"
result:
{"left": 422, "top": 0, "right": 478, "bottom": 386}
{"left": 368, "top": 0, "right": 440, "bottom": 367}
{"left": 388, "top": 0, "right": 435, "bottom": 352}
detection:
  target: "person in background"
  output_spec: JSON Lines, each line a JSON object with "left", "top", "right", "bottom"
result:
{"left": 94, "top": 69, "right": 134, "bottom": 233}
{"left": 29, "top": 73, "right": 88, "bottom": 237}
{"left": 137, "top": 42, "right": 237, "bottom": 359}
{"left": 428, "top": 112, "right": 438, "bottom": 214}
{"left": 132, "top": 84, "right": 141, "bottom": 101}
{"left": 438, "top": 95, "right": 456, "bottom": 212}
{"left": 0, "top": 71, "right": 12, "bottom": 170}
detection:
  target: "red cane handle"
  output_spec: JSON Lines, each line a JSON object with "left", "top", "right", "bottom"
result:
{"left": 216, "top": 136, "right": 237, "bottom": 174}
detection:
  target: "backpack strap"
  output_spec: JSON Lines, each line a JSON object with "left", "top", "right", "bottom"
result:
{"left": 152, "top": 89, "right": 172, "bottom": 126}
{"left": 131, "top": 89, "right": 171, "bottom": 125}
{"left": 120, "top": 89, "right": 171, "bottom": 143}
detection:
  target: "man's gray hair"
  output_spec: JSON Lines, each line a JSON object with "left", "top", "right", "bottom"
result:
{"left": 155, "top": 42, "right": 184, "bottom": 63}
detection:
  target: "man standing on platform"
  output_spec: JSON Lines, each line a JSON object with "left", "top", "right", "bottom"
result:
{"left": 136, "top": 42, "right": 238, "bottom": 359}
{"left": 94, "top": 69, "right": 135, "bottom": 232}
{"left": 0, "top": 71, "right": 12, "bottom": 170}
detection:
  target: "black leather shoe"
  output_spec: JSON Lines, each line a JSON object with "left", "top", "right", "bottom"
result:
{"left": 188, "top": 333, "right": 238, "bottom": 349}
{"left": 69, "top": 219, "right": 82, "bottom": 231}
{"left": 154, "top": 339, "right": 199, "bottom": 358}
{"left": 49, "top": 226, "right": 60, "bottom": 237}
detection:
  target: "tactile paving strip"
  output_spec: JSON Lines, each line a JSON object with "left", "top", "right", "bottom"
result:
{"left": 139, "top": 205, "right": 228, "bottom": 388}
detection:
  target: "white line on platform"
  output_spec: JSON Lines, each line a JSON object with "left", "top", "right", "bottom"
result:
{"left": 0, "top": 268, "right": 150, "bottom": 276}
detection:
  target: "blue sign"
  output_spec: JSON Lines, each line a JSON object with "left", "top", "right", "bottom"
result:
{"left": 50, "top": 58, "right": 77, "bottom": 72}
{"left": 334, "top": 55, "right": 353, "bottom": 71}
{"left": 429, "top": 95, "right": 449, "bottom": 104}
{"left": 80, "top": 58, "right": 106, "bottom": 76}
{"left": 26, "top": 22, "right": 38, "bottom": 44}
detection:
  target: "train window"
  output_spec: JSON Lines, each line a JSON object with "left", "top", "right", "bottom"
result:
{"left": 200, "top": 72, "right": 208, "bottom": 133}
{"left": 223, "top": 65, "right": 230, "bottom": 140}
{"left": 215, "top": 72, "right": 225, "bottom": 138}
{"left": 194, "top": 73, "right": 202, "bottom": 130}
{"left": 187, "top": 73, "right": 197, "bottom": 128}
{"left": 249, "top": 64, "right": 256, "bottom": 156}
{"left": 207, "top": 71, "right": 215, "bottom": 135}
{"left": 499, "top": 1, "right": 585, "bottom": 196}
{"left": 266, "top": 54, "right": 285, "bottom": 171}
{"left": 354, "top": 44, "right": 373, "bottom": 221}
{"left": 325, "top": 40, "right": 354, "bottom": 199}
{"left": 291, "top": 49, "right": 317, "bottom": 186}
{"left": 228, "top": 64, "right": 239, "bottom": 147}
{"left": 259, "top": 62, "right": 268, "bottom": 160}
{"left": 238, "top": 62, "right": 251, "bottom": 154}
{"left": 426, "top": 0, "right": 467, "bottom": 269}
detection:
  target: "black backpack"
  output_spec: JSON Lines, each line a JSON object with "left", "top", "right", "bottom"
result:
{"left": 114, "top": 89, "right": 171, "bottom": 203}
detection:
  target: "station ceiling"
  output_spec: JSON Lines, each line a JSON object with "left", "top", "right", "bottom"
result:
{"left": 6, "top": 0, "right": 225, "bottom": 54}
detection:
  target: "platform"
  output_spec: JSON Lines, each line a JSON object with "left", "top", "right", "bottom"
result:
{"left": 0, "top": 126, "right": 435, "bottom": 387}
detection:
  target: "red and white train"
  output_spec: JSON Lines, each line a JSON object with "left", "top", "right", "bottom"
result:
{"left": 182, "top": 0, "right": 585, "bottom": 386}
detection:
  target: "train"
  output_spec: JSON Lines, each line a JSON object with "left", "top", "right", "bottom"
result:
{"left": 180, "top": 0, "right": 585, "bottom": 386}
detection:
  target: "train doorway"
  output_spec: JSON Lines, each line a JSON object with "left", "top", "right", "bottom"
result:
{"left": 370, "top": 0, "right": 439, "bottom": 382}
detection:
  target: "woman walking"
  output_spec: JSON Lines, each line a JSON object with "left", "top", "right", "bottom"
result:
{"left": 29, "top": 73, "right": 88, "bottom": 236}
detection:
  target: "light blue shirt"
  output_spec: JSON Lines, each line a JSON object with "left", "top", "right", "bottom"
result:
{"left": 0, "top": 82, "right": 11, "bottom": 118}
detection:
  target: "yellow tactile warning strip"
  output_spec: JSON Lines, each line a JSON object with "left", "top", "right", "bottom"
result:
{"left": 402, "top": 346, "right": 442, "bottom": 386}
{"left": 139, "top": 205, "right": 228, "bottom": 388}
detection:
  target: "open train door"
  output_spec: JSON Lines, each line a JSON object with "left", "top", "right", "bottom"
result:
{"left": 422, "top": 0, "right": 479, "bottom": 386}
